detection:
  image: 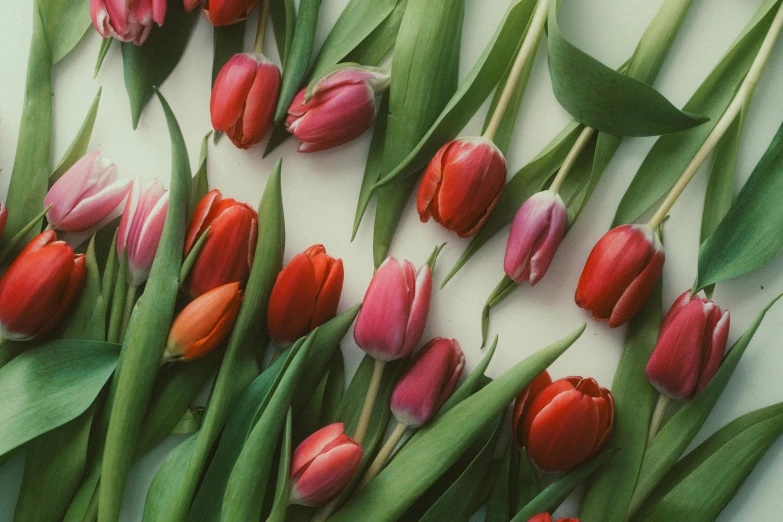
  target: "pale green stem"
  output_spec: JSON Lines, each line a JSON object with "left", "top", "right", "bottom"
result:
{"left": 647, "top": 394, "right": 670, "bottom": 445}
{"left": 358, "top": 422, "right": 408, "bottom": 489}
{"left": 353, "top": 358, "right": 386, "bottom": 445}
{"left": 119, "top": 284, "right": 139, "bottom": 343}
{"left": 253, "top": 0, "right": 272, "bottom": 54}
{"left": 549, "top": 126, "right": 596, "bottom": 194}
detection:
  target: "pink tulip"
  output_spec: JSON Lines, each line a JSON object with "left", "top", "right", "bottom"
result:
{"left": 90, "top": 0, "right": 166, "bottom": 46}
{"left": 354, "top": 257, "right": 432, "bottom": 361}
{"left": 286, "top": 66, "right": 390, "bottom": 153}
{"left": 289, "top": 423, "right": 363, "bottom": 507}
{"left": 390, "top": 338, "right": 465, "bottom": 428}
{"left": 646, "top": 290, "right": 730, "bottom": 400}
{"left": 45, "top": 151, "right": 131, "bottom": 233}
{"left": 504, "top": 190, "right": 567, "bottom": 285}
{"left": 0, "top": 202, "right": 8, "bottom": 238}
{"left": 117, "top": 177, "right": 169, "bottom": 286}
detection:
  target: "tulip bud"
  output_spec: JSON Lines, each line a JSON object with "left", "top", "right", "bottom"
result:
{"left": 163, "top": 282, "right": 243, "bottom": 362}
{"left": 202, "top": 0, "right": 258, "bottom": 26}
{"left": 0, "top": 231, "right": 86, "bottom": 341}
{"left": 267, "top": 245, "right": 344, "bottom": 344}
{"left": 289, "top": 423, "right": 363, "bottom": 507}
{"left": 286, "top": 66, "right": 391, "bottom": 153}
{"left": 646, "top": 290, "right": 730, "bottom": 400}
{"left": 504, "top": 190, "right": 567, "bottom": 285}
{"left": 417, "top": 137, "right": 506, "bottom": 238}
{"left": 45, "top": 151, "right": 131, "bottom": 233}
{"left": 528, "top": 514, "right": 580, "bottom": 522}
{"left": 512, "top": 371, "right": 614, "bottom": 473}
{"left": 0, "top": 202, "right": 8, "bottom": 238}
{"left": 354, "top": 257, "right": 432, "bottom": 361}
{"left": 575, "top": 224, "right": 664, "bottom": 328}
{"left": 117, "top": 177, "right": 169, "bottom": 286}
{"left": 183, "top": 190, "right": 258, "bottom": 298}
{"left": 211, "top": 53, "right": 281, "bottom": 149}
{"left": 90, "top": 0, "right": 166, "bottom": 46}
{"left": 390, "top": 338, "right": 465, "bottom": 428}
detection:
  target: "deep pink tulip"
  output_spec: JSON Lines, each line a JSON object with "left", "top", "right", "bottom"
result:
{"left": 45, "top": 151, "right": 131, "bottom": 233}
{"left": 646, "top": 290, "right": 730, "bottom": 400}
{"left": 390, "top": 338, "right": 465, "bottom": 428}
{"left": 286, "top": 67, "right": 390, "bottom": 153}
{"left": 210, "top": 53, "right": 281, "bottom": 149}
{"left": 504, "top": 190, "right": 567, "bottom": 285}
{"left": 90, "top": 0, "right": 166, "bottom": 46}
{"left": 353, "top": 257, "right": 432, "bottom": 361}
{"left": 289, "top": 423, "right": 363, "bottom": 507}
{"left": 202, "top": 0, "right": 258, "bottom": 26}
{"left": 0, "top": 202, "right": 8, "bottom": 238}
{"left": 117, "top": 177, "right": 169, "bottom": 286}
{"left": 417, "top": 137, "right": 507, "bottom": 238}
{"left": 575, "top": 224, "right": 664, "bottom": 328}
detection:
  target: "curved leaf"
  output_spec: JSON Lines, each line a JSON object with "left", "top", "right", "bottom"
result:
{"left": 51, "top": 87, "right": 102, "bottom": 183}
{"left": 267, "top": 409, "right": 293, "bottom": 522}
{"left": 39, "top": 0, "right": 91, "bottom": 64}
{"left": 271, "top": 0, "right": 295, "bottom": 68}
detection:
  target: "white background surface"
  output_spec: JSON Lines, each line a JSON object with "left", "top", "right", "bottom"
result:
{"left": 2, "top": 0, "right": 783, "bottom": 520}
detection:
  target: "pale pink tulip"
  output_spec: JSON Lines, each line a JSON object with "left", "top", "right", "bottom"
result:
{"left": 117, "top": 177, "right": 169, "bottom": 285}
{"left": 45, "top": 151, "right": 131, "bottom": 233}
{"left": 90, "top": 0, "right": 166, "bottom": 46}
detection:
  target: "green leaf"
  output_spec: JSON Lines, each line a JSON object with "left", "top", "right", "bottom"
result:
{"left": 352, "top": 92, "right": 389, "bottom": 240}
{"left": 633, "top": 403, "right": 783, "bottom": 522}
{"left": 330, "top": 326, "right": 584, "bottom": 521}
{"left": 190, "top": 131, "right": 212, "bottom": 217}
{"left": 212, "top": 21, "right": 247, "bottom": 86}
{"left": 627, "top": 293, "right": 782, "bottom": 518}
{"left": 99, "top": 90, "right": 193, "bottom": 522}
{"left": 511, "top": 450, "right": 614, "bottom": 521}
{"left": 0, "top": 340, "right": 119, "bottom": 457}
{"left": 695, "top": 119, "right": 783, "bottom": 291}
{"left": 171, "top": 407, "right": 204, "bottom": 435}
{"left": 267, "top": 409, "right": 293, "bottom": 522}
{"left": 373, "top": 0, "right": 538, "bottom": 188}
{"left": 513, "top": 448, "right": 542, "bottom": 514}
{"left": 121, "top": 0, "right": 199, "bottom": 129}
{"left": 51, "top": 87, "right": 102, "bottom": 183}
{"left": 271, "top": 0, "right": 296, "bottom": 68}
{"left": 612, "top": 0, "right": 782, "bottom": 226}
{"left": 94, "top": 37, "right": 113, "bottom": 77}
{"left": 579, "top": 282, "right": 662, "bottom": 522}
{"left": 62, "top": 236, "right": 106, "bottom": 341}
{"left": 372, "top": 0, "right": 464, "bottom": 267}
{"left": 38, "top": 0, "right": 91, "bottom": 64}
{"left": 486, "top": 443, "right": 514, "bottom": 522}
{"left": 273, "top": 0, "right": 322, "bottom": 124}
{"left": 321, "top": 349, "right": 346, "bottom": 425}
{"left": 344, "top": 0, "right": 406, "bottom": 66}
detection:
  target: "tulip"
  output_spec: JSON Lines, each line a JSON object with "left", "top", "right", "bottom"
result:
{"left": 90, "top": 0, "right": 166, "bottom": 46}
{"left": 267, "top": 245, "right": 344, "bottom": 344}
{"left": 390, "top": 338, "right": 465, "bottom": 428}
{"left": 646, "top": 290, "right": 730, "bottom": 400}
{"left": 575, "top": 224, "right": 664, "bottom": 328}
{"left": 354, "top": 257, "right": 432, "bottom": 361}
{"left": 504, "top": 190, "right": 567, "bottom": 285}
{"left": 117, "top": 177, "right": 169, "bottom": 286}
{"left": 44, "top": 151, "right": 131, "bottom": 233}
{"left": 289, "top": 423, "right": 363, "bottom": 507}
{"left": 528, "top": 515, "right": 580, "bottom": 522}
{"left": 286, "top": 66, "right": 391, "bottom": 153}
{"left": 201, "top": 0, "right": 258, "bottom": 26}
{"left": 512, "top": 371, "right": 614, "bottom": 473}
{"left": 163, "top": 282, "right": 243, "bottom": 362}
{"left": 0, "top": 231, "right": 85, "bottom": 341}
{"left": 0, "top": 202, "right": 7, "bottom": 238}
{"left": 211, "top": 53, "right": 281, "bottom": 149}
{"left": 417, "top": 137, "right": 506, "bottom": 238}
{"left": 183, "top": 190, "right": 258, "bottom": 298}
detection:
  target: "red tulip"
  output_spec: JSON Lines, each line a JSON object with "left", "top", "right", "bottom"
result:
{"left": 266, "top": 245, "right": 344, "bottom": 344}
{"left": 0, "top": 202, "right": 7, "bottom": 238}
{"left": 289, "top": 423, "right": 363, "bottom": 507}
{"left": 211, "top": 53, "right": 281, "bottom": 149}
{"left": 528, "top": 514, "right": 580, "bottom": 522}
{"left": 646, "top": 290, "right": 730, "bottom": 400}
{"left": 575, "top": 224, "right": 664, "bottom": 328}
{"left": 0, "top": 231, "right": 86, "bottom": 341}
{"left": 183, "top": 190, "right": 258, "bottom": 298}
{"left": 163, "top": 282, "right": 243, "bottom": 362}
{"left": 512, "top": 371, "right": 614, "bottom": 473}
{"left": 90, "top": 0, "right": 166, "bottom": 46}
{"left": 417, "top": 137, "right": 506, "bottom": 238}
{"left": 202, "top": 0, "right": 258, "bottom": 26}
{"left": 390, "top": 338, "right": 465, "bottom": 428}
{"left": 285, "top": 66, "right": 390, "bottom": 153}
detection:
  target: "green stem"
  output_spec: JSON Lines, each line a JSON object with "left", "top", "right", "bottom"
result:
{"left": 253, "top": 0, "right": 272, "bottom": 54}
{"left": 353, "top": 358, "right": 386, "bottom": 445}
{"left": 358, "top": 422, "right": 408, "bottom": 489}
{"left": 481, "top": 276, "right": 518, "bottom": 347}
{"left": 647, "top": 394, "right": 670, "bottom": 445}
{"left": 549, "top": 125, "right": 595, "bottom": 194}
{"left": 119, "top": 284, "right": 139, "bottom": 343}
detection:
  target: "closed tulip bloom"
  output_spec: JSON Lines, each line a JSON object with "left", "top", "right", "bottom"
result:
{"left": 512, "top": 371, "right": 614, "bottom": 473}
{"left": 90, "top": 0, "right": 166, "bottom": 45}
{"left": 0, "top": 202, "right": 7, "bottom": 238}
{"left": 504, "top": 190, "right": 567, "bottom": 285}
{"left": 211, "top": 53, "right": 281, "bottom": 149}
{"left": 285, "top": 67, "right": 391, "bottom": 153}
{"left": 45, "top": 151, "right": 131, "bottom": 233}
{"left": 183, "top": 190, "right": 258, "bottom": 298}
{"left": 0, "top": 231, "right": 86, "bottom": 341}
{"left": 267, "top": 245, "right": 344, "bottom": 344}
{"left": 354, "top": 257, "right": 432, "bottom": 361}
{"left": 117, "top": 177, "right": 169, "bottom": 286}
{"left": 417, "top": 137, "right": 506, "bottom": 238}
{"left": 575, "top": 224, "right": 664, "bottom": 328}
{"left": 163, "top": 282, "right": 243, "bottom": 362}
{"left": 202, "top": 0, "right": 258, "bottom": 26}
{"left": 646, "top": 290, "right": 730, "bottom": 400}
{"left": 289, "top": 423, "right": 363, "bottom": 507}
{"left": 528, "top": 514, "right": 580, "bottom": 522}
{"left": 390, "top": 338, "right": 465, "bottom": 428}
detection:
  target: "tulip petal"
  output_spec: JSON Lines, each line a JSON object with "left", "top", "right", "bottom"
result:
{"left": 310, "top": 258, "right": 343, "bottom": 331}
{"left": 291, "top": 423, "right": 345, "bottom": 478}
{"left": 695, "top": 308, "right": 730, "bottom": 394}
{"left": 609, "top": 240, "right": 664, "bottom": 327}
{"left": 417, "top": 144, "right": 448, "bottom": 223}
{"left": 57, "top": 176, "right": 131, "bottom": 232}
{"left": 400, "top": 264, "right": 432, "bottom": 357}
{"left": 236, "top": 59, "right": 281, "bottom": 148}
{"left": 290, "top": 439, "right": 363, "bottom": 507}
{"left": 211, "top": 54, "right": 259, "bottom": 132}
{"left": 267, "top": 254, "right": 318, "bottom": 343}
{"left": 185, "top": 189, "right": 221, "bottom": 253}
{"left": 289, "top": 83, "right": 376, "bottom": 147}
